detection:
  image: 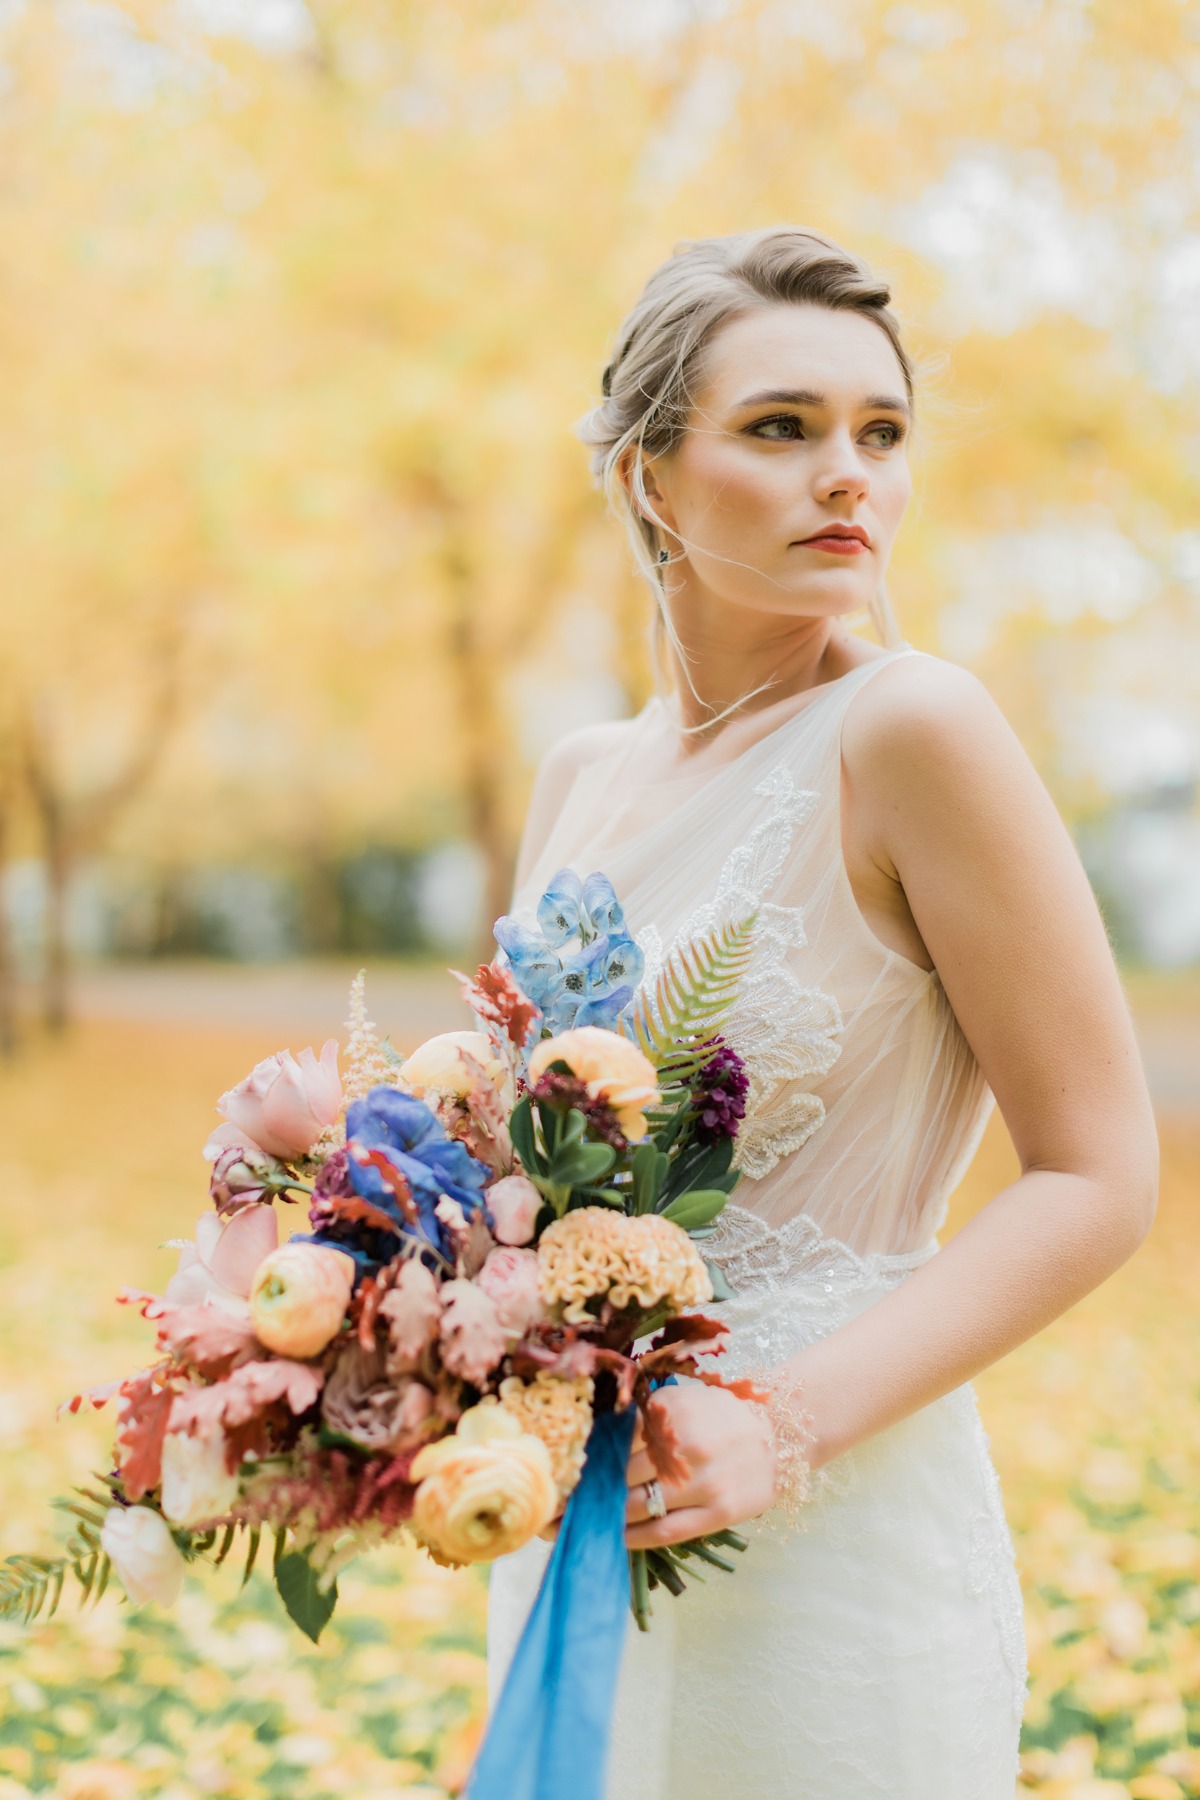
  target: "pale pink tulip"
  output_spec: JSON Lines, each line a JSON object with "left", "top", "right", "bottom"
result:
{"left": 164, "top": 1205, "right": 279, "bottom": 1316}
{"left": 485, "top": 1174, "right": 542, "bottom": 1246}
{"left": 100, "top": 1506, "right": 185, "bottom": 1607}
{"left": 217, "top": 1041, "right": 342, "bottom": 1162}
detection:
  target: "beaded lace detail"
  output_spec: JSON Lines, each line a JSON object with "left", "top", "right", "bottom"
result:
{"left": 704, "top": 1201, "right": 939, "bottom": 1298}
{"left": 633, "top": 764, "right": 844, "bottom": 1182}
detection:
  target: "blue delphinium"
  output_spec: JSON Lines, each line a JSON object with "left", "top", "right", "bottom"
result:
{"left": 494, "top": 867, "right": 644, "bottom": 1035}
{"left": 301, "top": 1086, "right": 490, "bottom": 1276}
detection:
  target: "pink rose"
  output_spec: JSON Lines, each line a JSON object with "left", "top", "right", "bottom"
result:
{"left": 217, "top": 1041, "right": 342, "bottom": 1162}
{"left": 485, "top": 1174, "right": 542, "bottom": 1246}
{"left": 164, "top": 1205, "right": 279, "bottom": 1315}
{"left": 475, "top": 1247, "right": 544, "bottom": 1341}
{"left": 438, "top": 1279, "right": 507, "bottom": 1386}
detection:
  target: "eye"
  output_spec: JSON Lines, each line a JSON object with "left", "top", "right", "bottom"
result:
{"left": 865, "top": 422, "right": 905, "bottom": 448}
{"left": 749, "top": 414, "right": 803, "bottom": 440}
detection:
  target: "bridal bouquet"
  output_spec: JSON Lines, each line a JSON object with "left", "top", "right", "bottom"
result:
{"left": 2, "top": 869, "right": 763, "bottom": 1648}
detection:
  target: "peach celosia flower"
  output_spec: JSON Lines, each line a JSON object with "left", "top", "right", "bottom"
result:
{"left": 409, "top": 1397, "right": 557, "bottom": 1566}
{"left": 536, "top": 1206, "right": 712, "bottom": 1324}
{"left": 498, "top": 1371, "right": 594, "bottom": 1502}
{"left": 527, "top": 1027, "right": 658, "bottom": 1140}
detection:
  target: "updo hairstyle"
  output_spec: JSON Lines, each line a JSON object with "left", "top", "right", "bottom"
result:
{"left": 575, "top": 226, "right": 913, "bottom": 721}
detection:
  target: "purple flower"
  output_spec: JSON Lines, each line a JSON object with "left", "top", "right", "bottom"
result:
{"left": 692, "top": 1040, "right": 749, "bottom": 1144}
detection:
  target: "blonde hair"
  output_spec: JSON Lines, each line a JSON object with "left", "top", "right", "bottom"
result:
{"left": 575, "top": 225, "right": 913, "bottom": 728}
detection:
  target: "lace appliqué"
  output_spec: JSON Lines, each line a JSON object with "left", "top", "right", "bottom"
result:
{"left": 633, "top": 764, "right": 843, "bottom": 1180}
{"left": 704, "top": 1203, "right": 940, "bottom": 1298}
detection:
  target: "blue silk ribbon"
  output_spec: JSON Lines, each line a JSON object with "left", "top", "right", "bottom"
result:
{"left": 466, "top": 1402, "right": 638, "bottom": 1800}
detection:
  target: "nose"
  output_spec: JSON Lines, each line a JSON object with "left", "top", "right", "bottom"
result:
{"left": 812, "top": 428, "right": 871, "bottom": 504}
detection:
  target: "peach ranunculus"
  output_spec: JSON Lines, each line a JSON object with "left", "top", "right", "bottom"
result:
{"left": 164, "top": 1204, "right": 279, "bottom": 1316}
{"left": 474, "top": 1247, "right": 544, "bottom": 1341}
{"left": 484, "top": 1173, "right": 542, "bottom": 1245}
{"left": 399, "top": 1030, "right": 507, "bottom": 1099}
{"left": 527, "top": 1026, "right": 659, "bottom": 1140}
{"left": 409, "top": 1397, "right": 558, "bottom": 1566}
{"left": 249, "top": 1242, "right": 355, "bottom": 1358}
{"left": 100, "top": 1505, "right": 186, "bottom": 1606}
{"left": 159, "top": 1427, "right": 240, "bottom": 1528}
{"left": 217, "top": 1041, "right": 342, "bottom": 1162}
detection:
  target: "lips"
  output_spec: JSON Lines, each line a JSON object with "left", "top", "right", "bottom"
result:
{"left": 796, "top": 526, "right": 870, "bottom": 548}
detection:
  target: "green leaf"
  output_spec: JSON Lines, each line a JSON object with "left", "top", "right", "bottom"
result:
{"left": 625, "top": 913, "right": 758, "bottom": 1083}
{"left": 703, "top": 1257, "right": 734, "bottom": 1303}
{"left": 660, "top": 1189, "right": 728, "bottom": 1230}
{"left": 241, "top": 1525, "right": 262, "bottom": 1590}
{"left": 213, "top": 1524, "right": 237, "bottom": 1568}
{"left": 549, "top": 1141, "right": 615, "bottom": 1187}
{"left": 631, "top": 1141, "right": 669, "bottom": 1215}
{"left": 274, "top": 1549, "right": 339, "bottom": 1644}
{"left": 509, "top": 1096, "right": 543, "bottom": 1175}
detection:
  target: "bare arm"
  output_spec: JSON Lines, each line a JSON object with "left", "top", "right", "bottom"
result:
{"left": 627, "top": 657, "right": 1159, "bottom": 1543}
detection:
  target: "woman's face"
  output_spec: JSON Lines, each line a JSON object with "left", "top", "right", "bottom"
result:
{"left": 644, "top": 302, "right": 913, "bottom": 622}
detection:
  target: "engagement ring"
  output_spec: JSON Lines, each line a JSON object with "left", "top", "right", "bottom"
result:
{"left": 642, "top": 1478, "right": 667, "bottom": 1519}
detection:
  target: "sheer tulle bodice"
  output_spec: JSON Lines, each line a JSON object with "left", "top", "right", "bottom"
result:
{"left": 508, "top": 644, "right": 994, "bottom": 1284}
{"left": 488, "top": 644, "right": 1028, "bottom": 1799}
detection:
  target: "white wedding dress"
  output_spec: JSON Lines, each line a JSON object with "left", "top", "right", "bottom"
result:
{"left": 485, "top": 644, "right": 1029, "bottom": 1798}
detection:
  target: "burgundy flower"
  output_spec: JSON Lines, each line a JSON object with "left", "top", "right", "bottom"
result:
{"left": 529, "top": 1070, "right": 628, "bottom": 1150}
{"left": 692, "top": 1040, "right": 749, "bottom": 1144}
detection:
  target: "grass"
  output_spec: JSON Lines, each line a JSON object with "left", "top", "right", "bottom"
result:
{"left": 0, "top": 1009, "right": 1197, "bottom": 1799}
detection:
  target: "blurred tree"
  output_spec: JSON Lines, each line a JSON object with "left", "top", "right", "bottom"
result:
{"left": 0, "top": 0, "right": 1195, "bottom": 1016}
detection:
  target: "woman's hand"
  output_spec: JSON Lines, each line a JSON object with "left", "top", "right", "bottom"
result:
{"left": 624, "top": 1380, "right": 776, "bottom": 1549}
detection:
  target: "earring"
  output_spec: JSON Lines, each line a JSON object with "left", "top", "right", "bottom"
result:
{"left": 657, "top": 547, "right": 669, "bottom": 564}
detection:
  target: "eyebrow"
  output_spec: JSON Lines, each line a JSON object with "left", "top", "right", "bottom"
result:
{"left": 734, "top": 386, "right": 911, "bottom": 418}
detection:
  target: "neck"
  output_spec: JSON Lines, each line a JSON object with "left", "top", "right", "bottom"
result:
{"left": 657, "top": 584, "right": 854, "bottom": 735}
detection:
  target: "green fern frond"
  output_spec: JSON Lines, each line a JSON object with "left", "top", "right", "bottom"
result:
{"left": 626, "top": 912, "right": 758, "bottom": 1084}
{"left": 0, "top": 1545, "right": 112, "bottom": 1625}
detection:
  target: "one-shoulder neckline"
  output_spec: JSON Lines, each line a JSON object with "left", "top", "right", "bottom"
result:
{"left": 631, "top": 642, "right": 918, "bottom": 789}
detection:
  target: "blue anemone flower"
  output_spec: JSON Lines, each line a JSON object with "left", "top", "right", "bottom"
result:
{"left": 302, "top": 1086, "right": 490, "bottom": 1276}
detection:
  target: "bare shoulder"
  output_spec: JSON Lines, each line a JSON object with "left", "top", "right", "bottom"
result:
{"left": 512, "top": 714, "right": 639, "bottom": 896}
{"left": 844, "top": 649, "right": 1003, "bottom": 760}
{"left": 528, "top": 715, "right": 638, "bottom": 808}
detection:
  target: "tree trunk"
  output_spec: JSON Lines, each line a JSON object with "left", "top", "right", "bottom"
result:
{"left": 0, "top": 791, "right": 18, "bottom": 1058}
{"left": 42, "top": 813, "right": 71, "bottom": 1034}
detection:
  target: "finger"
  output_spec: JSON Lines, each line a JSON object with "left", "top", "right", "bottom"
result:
{"left": 626, "top": 1506, "right": 719, "bottom": 1551}
{"left": 536, "top": 1518, "right": 561, "bottom": 1543}
{"left": 625, "top": 1448, "right": 662, "bottom": 1491}
{"left": 625, "top": 1478, "right": 693, "bottom": 1526}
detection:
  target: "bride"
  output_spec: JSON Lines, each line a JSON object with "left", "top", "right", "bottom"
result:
{"left": 484, "top": 225, "right": 1159, "bottom": 1798}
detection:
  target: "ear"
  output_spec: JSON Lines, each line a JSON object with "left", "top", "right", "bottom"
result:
{"left": 616, "top": 444, "right": 674, "bottom": 532}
